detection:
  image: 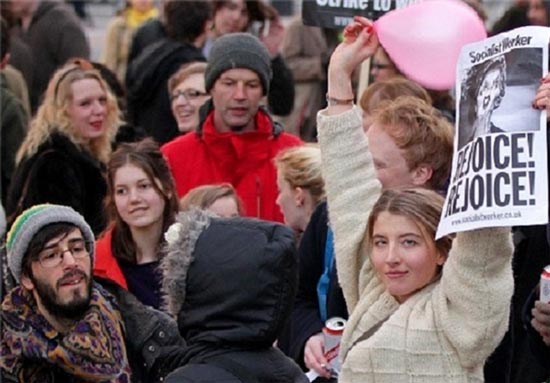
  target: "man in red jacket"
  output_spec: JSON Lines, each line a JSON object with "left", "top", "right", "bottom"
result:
{"left": 162, "top": 32, "right": 302, "bottom": 222}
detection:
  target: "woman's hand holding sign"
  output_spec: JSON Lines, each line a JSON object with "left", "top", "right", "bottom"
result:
{"left": 326, "top": 16, "right": 379, "bottom": 116}
{"left": 532, "top": 74, "right": 550, "bottom": 119}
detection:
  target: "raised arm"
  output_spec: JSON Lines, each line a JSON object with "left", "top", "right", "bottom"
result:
{"left": 317, "top": 18, "right": 381, "bottom": 311}
{"left": 437, "top": 226, "right": 513, "bottom": 367}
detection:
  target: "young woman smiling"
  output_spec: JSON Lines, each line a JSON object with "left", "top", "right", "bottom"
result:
{"left": 94, "top": 138, "right": 179, "bottom": 308}
{"left": 6, "top": 59, "right": 121, "bottom": 235}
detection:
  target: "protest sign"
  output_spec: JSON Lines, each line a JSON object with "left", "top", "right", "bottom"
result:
{"left": 302, "top": 0, "right": 421, "bottom": 28}
{"left": 437, "top": 26, "right": 550, "bottom": 238}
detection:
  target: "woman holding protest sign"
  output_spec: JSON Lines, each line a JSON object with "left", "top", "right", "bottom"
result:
{"left": 315, "top": 16, "right": 513, "bottom": 381}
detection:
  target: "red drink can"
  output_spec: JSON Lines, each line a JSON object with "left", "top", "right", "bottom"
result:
{"left": 323, "top": 317, "right": 346, "bottom": 377}
{"left": 541, "top": 265, "right": 550, "bottom": 303}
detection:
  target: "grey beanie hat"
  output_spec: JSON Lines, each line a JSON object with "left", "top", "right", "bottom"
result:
{"left": 6, "top": 204, "right": 95, "bottom": 282}
{"left": 205, "top": 32, "right": 272, "bottom": 95}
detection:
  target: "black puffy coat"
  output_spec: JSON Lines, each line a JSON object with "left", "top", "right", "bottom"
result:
{"left": 6, "top": 133, "right": 107, "bottom": 235}
{"left": 160, "top": 210, "right": 308, "bottom": 383}
{"left": 277, "top": 202, "right": 347, "bottom": 370}
{"left": 97, "top": 277, "right": 185, "bottom": 383}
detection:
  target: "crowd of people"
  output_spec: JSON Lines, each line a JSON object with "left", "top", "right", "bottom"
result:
{"left": 1, "top": 0, "right": 550, "bottom": 382}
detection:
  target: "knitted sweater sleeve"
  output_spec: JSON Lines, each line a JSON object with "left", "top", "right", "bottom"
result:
{"left": 316, "top": 107, "right": 382, "bottom": 312}
{"left": 436, "top": 227, "right": 514, "bottom": 368}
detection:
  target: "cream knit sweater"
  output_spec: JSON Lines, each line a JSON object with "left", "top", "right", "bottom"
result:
{"left": 317, "top": 107, "right": 514, "bottom": 383}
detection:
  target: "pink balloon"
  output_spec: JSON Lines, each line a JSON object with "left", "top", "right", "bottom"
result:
{"left": 374, "top": 0, "right": 487, "bottom": 90}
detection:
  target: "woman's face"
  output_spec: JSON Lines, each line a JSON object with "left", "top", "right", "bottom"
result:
{"left": 114, "top": 164, "right": 166, "bottom": 231}
{"left": 528, "top": 0, "right": 548, "bottom": 26}
{"left": 476, "top": 68, "right": 502, "bottom": 117}
{"left": 214, "top": 0, "right": 249, "bottom": 36}
{"left": 370, "top": 48, "right": 399, "bottom": 83}
{"left": 67, "top": 78, "right": 108, "bottom": 140}
{"left": 170, "top": 73, "right": 209, "bottom": 134}
{"left": 370, "top": 211, "right": 445, "bottom": 303}
{"left": 276, "top": 170, "right": 306, "bottom": 231}
{"left": 208, "top": 196, "right": 239, "bottom": 218}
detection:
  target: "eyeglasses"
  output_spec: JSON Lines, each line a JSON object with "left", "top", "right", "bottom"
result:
{"left": 170, "top": 89, "right": 208, "bottom": 102}
{"left": 36, "top": 239, "right": 93, "bottom": 268}
{"left": 371, "top": 62, "right": 394, "bottom": 70}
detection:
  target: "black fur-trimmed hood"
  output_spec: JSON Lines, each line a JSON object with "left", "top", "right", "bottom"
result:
{"left": 160, "top": 210, "right": 298, "bottom": 348}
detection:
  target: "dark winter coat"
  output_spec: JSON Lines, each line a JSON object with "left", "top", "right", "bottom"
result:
{"left": 126, "top": 38, "right": 205, "bottom": 144}
{"left": 267, "top": 54, "right": 295, "bottom": 117}
{"left": 160, "top": 210, "right": 308, "bottom": 383}
{"left": 278, "top": 202, "right": 347, "bottom": 369}
{"left": 522, "top": 286, "right": 550, "bottom": 374}
{"left": 97, "top": 277, "right": 185, "bottom": 383}
{"left": 0, "top": 73, "right": 27, "bottom": 205}
{"left": 489, "top": 130, "right": 550, "bottom": 383}
{"left": 12, "top": 1, "right": 90, "bottom": 112}
{"left": 127, "top": 18, "right": 166, "bottom": 67}
{"left": 5, "top": 133, "right": 107, "bottom": 235}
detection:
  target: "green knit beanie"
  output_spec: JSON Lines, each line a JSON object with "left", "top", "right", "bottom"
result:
{"left": 205, "top": 32, "right": 272, "bottom": 95}
{"left": 6, "top": 204, "right": 95, "bottom": 282}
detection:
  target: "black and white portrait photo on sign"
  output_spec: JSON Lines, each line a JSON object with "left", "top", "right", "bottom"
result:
{"left": 437, "top": 26, "right": 549, "bottom": 239}
{"left": 457, "top": 48, "right": 542, "bottom": 150}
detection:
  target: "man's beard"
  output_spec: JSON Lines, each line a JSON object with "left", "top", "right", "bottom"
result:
{"left": 32, "top": 270, "right": 93, "bottom": 321}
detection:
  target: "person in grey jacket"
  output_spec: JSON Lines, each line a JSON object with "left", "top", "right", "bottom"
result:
{"left": 9, "top": 0, "right": 90, "bottom": 112}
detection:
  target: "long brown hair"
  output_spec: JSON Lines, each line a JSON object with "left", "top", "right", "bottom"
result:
{"left": 104, "top": 138, "right": 179, "bottom": 263}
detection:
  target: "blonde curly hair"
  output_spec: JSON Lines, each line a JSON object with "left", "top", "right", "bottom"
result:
{"left": 16, "top": 60, "right": 122, "bottom": 164}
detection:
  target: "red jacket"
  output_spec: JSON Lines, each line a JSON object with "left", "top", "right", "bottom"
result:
{"left": 161, "top": 109, "right": 302, "bottom": 222}
{"left": 94, "top": 228, "right": 128, "bottom": 289}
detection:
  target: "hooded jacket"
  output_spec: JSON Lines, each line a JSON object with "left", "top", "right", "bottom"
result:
{"left": 6, "top": 133, "right": 107, "bottom": 235}
{"left": 160, "top": 210, "right": 308, "bottom": 383}
{"left": 161, "top": 105, "right": 302, "bottom": 223}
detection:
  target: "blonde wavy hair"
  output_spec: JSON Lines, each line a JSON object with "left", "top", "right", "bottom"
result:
{"left": 274, "top": 144, "right": 325, "bottom": 206}
{"left": 16, "top": 59, "right": 122, "bottom": 164}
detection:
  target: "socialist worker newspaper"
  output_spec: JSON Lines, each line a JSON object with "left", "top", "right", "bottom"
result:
{"left": 437, "top": 26, "right": 550, "bottom": 238}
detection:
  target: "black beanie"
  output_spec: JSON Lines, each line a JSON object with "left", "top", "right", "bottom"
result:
{"left": 205, "top": 33, "right": 272, "bottom": 95}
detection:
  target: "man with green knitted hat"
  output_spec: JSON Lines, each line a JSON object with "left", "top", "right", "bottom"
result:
{"left": 1, "top": 204, "right": 132, "bottom": 382}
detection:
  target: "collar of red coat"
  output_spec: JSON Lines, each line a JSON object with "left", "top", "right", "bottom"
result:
{"left": 199, "top": 107, "right": 282, "bottom": 169}
{"left": 201, "top": 107, "right": 278, "bottom": 139}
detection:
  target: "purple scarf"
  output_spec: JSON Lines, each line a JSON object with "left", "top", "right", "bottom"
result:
{"left": 1, "top": 284, "right": 131, "bottom": 382}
